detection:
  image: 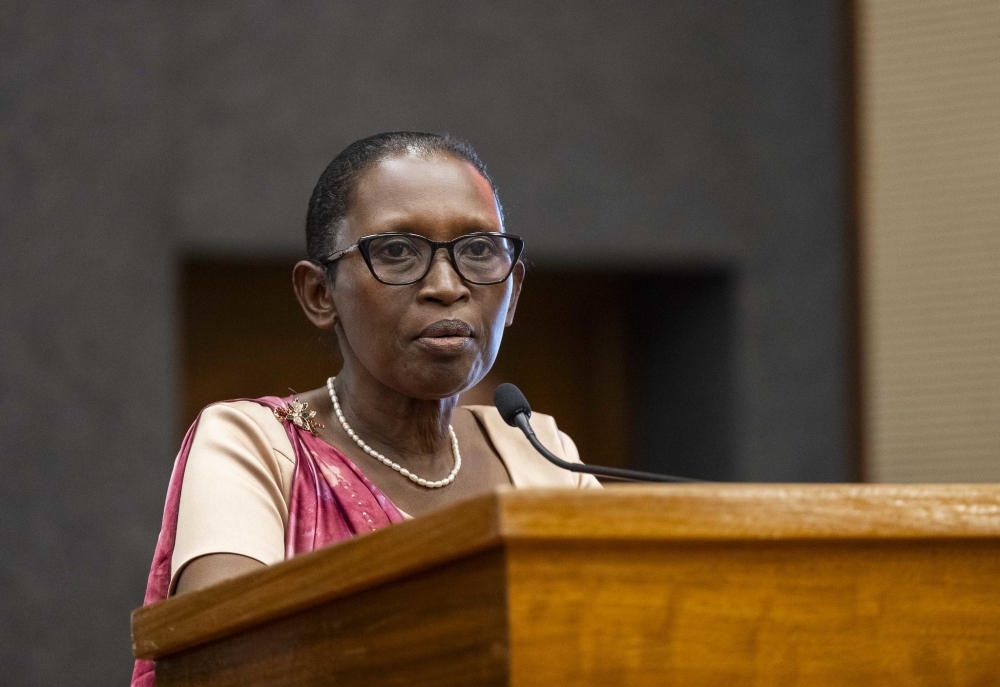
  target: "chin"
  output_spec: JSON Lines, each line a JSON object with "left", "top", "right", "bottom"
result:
{"left": 400, "top": 357, "right": 484, "bottom": 400}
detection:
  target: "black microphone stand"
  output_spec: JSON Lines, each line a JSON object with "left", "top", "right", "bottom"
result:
{"left": 510, "top": 412, "right": 701, "bottom": 484}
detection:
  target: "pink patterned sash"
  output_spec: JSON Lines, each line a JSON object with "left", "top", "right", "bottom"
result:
{"left": 130, "top": 396, "right": 404, "bottom": 686}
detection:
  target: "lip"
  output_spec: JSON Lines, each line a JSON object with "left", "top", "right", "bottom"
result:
{"left": 415, "top": 319, "right": 474, "bottom": 355}
{"left": 418, "top": 319, "right": 474, "bottom": 338}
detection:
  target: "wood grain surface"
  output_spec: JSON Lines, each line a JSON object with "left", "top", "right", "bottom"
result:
{"left": 156, "top": 549, "right": 509, "bottom": 687}
{"left": 507, "top": 539, "right": 1000, "bottom": 686}
{"left": 133, "top": 485, "right": 1000, "bottom": 686}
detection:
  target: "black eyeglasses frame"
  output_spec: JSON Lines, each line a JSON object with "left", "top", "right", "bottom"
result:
{"left": 320, "top": 231, "right": 525, "bottom": 286}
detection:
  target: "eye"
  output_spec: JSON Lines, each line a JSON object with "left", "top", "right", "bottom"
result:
{"left": 372, "top": 237, "right": 420, "bottom": 261}
{"left": 461, "top": 237, "right": 500, "bottom": 259}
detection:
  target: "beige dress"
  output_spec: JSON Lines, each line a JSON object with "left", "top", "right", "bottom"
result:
{"left": 171, "top": 401, "right": 600, "bottom": 589}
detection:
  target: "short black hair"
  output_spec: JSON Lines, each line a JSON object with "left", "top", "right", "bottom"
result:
{"left": 306, "top": 131, "right": 503, "bottom": 264}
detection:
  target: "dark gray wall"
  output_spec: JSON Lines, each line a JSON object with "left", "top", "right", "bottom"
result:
{"left": 0, "top": 2, "right": 849, "bottom": 684}
{"left": 1, "top": 4, "right": 176, "bottom": 684}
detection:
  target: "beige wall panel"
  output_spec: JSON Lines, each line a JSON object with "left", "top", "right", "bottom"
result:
{"left": 858, "top": 0, "right": 1000, "bottom": 481}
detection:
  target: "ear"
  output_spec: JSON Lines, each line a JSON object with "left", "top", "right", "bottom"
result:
{"left": 292, "top": 261, "right": 338, "bottom": 330}
{"left": 504, "top": 261, "right": 525, "bottom": 327}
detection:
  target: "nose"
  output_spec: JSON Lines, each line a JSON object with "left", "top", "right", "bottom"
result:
{"left": 417, "top": 249, "right": 470, "bottom": 306}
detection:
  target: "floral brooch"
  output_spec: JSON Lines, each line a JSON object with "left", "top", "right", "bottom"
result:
{"left": 274, "top": 397, "right": 324, "bottom": 436}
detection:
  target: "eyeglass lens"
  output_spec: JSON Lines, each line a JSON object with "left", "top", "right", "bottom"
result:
{"left": 366, "top": 234, "right": 518, "bottom": 284}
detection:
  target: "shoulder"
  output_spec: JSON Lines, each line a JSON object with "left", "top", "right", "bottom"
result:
{"left": 463, "top": 405, "right": 570, "bottom": 452}
{"left": 463, "top": 405, "right": 601, "bottom": 489}
{"left": 172, "top": 400, "right": 296, "bottom": 586}
{"left": 181, "top": 399, "right": 297, "bottom": 516}
{"left": 193, "top": 400, "right": 296, "bottom": 465}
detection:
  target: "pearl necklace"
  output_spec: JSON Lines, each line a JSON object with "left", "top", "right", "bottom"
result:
{"left": 326, "top": 377, "right": 461, "bottom": 489}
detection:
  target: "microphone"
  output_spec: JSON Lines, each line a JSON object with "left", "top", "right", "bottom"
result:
{"left": 493, "top": 383, "right": 701, "bottom": 483}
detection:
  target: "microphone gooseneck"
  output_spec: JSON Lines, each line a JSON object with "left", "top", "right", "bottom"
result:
{"left": 492, "top": 383, "right": 701, "bottom": 484}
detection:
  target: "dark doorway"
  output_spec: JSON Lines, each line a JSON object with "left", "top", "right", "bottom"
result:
{"left": 630, "top": 273, "right": 733, "bottom": 480}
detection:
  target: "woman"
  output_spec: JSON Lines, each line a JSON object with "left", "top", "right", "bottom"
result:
{"left": 132, "top": 132, "right": 599, "bottom": 685}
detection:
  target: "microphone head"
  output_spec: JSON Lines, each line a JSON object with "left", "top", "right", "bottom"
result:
{"left": 493, "top": 383, "right": 532, "bottom": 426}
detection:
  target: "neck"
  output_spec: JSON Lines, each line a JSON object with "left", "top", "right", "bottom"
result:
{"left": 332, "top": 366, "right": 458, "bottom": 458}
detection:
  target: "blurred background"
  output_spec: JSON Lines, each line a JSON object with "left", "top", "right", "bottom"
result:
{"left": 1, "top": 1, "right": 997, "bottom": 684}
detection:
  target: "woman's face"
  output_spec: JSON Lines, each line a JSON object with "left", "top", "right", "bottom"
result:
{"left": 328, "top": 153, "right": 523, "bottom": 400}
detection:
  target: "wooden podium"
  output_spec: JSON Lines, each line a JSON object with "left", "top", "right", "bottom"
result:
{"left": 132, "top": 485, "right": 1000, "bottom": 686}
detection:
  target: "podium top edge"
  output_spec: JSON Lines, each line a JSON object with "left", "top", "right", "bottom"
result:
{"left": 493, "top": 483, "right": 1000, "bottom": 541}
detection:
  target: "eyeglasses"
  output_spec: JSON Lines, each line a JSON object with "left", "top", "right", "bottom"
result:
{"left": 321, "top": 232, "right": 525, "bottom": 286}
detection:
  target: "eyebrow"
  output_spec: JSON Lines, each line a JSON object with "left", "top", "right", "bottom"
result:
{"left": 378, "top": 217, "right": 501, "bottom": 234}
